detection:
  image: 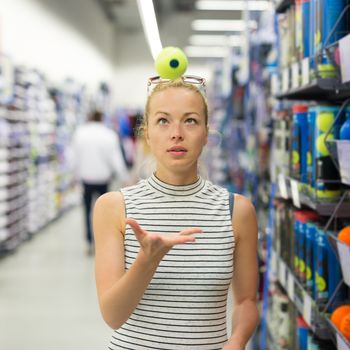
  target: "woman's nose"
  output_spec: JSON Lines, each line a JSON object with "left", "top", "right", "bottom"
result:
{"left": 171, "top": 124, "right": 184, "bottom": 140}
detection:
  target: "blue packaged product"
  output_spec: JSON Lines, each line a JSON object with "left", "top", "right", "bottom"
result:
{"left": 302, "top": 0, "right": 311, "bottom": 58}
{"left": 292, "top": 105, "right": 309, "bottom": 183}
{"left": 322, "top": 0, "right": 346, "bottom": 45}
{"left": 297, "top": 317, "right": 309, "bottom": 350}
{"left": 312, "top": 226, "right": 319, "bottom": 299}
{"left": 307, "top": 106, "right": 317, "bottom": 188}
{"left": 305, "top": 223, "right": 317, "bottom": 297}
{"left": 339, "top": 107, "right": 350, "bottom": 140}
{"left": 315, "top": 228, "right": 328, "bottom": 303}
{"left": 326, "top": 230, "right": 345, "bottom": 310}
{"left": 294, "top": 214, "right": 301, "bottom": 276}
{"left": 310, "top": 106, "right": 341, "bottom": 196}
{"left": 314, "top": 0, "right": 345, "bottom": 74}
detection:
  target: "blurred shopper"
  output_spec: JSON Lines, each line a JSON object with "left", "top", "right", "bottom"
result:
{"left": 71, "top": 110, "right": 127, "bottom": 254}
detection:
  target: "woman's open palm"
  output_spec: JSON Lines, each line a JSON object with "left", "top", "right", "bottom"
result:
{"left": 126, "top": 218, "right": 202, "bottom": 262}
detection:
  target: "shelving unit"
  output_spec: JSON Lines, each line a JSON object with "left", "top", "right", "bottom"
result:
{"left": 262, "top": 2, "right": 350, "bottom": 349}
{"left": 276, "top": 174, "right": 350, "bottom": 217}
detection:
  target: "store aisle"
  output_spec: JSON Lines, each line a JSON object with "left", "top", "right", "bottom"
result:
{"left": 0, "top": 206, "right": 111, "bottom": 350}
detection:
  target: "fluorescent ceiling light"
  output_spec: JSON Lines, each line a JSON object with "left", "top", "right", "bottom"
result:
{"left": 136, "top": 0, "right": 162, "bottom": 59}
{"left": 192, "top": 19, "right": 257, "bottom": 32}
{"left": 189, "top": 35, "right": 242, "bottom": 46}
{"left": 196, "top": 0, "right": 270, "bottom": 11}
{"left": 185, "top": 46, "right": 229, "bottom": 58}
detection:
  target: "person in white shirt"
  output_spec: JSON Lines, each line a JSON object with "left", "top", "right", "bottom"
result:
{"left": 71, "top": 110, "right": 128, "bottom": 253}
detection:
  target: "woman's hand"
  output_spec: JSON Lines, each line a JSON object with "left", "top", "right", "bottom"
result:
{"left": 126, "top": 218, "right": 202, "bottom": 263}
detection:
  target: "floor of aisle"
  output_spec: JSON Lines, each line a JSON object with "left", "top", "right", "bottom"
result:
{"left": 0, "top": 206, "right": 111, "bottom": 350}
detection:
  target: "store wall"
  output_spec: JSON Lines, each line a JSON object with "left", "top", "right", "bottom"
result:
{"left": 0, "top": 0, "right": 214, "bottom": 108}
{"left": 0, "top": 0, "right": 116, "bottom": 90}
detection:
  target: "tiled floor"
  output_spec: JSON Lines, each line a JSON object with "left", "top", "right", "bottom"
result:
{"left": 0, "top": 206, "right": 111, "bottom": 350}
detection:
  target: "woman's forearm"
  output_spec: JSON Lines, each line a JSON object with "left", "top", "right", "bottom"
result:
{"left": 99, "top": 251, "right": 160, "bottom": 329}
{"left": 226, "top": 299, "right": 260, "bottom": 348}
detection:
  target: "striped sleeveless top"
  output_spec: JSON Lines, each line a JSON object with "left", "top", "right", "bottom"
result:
{"left": 108, "top": 173, "right": 235, "bottom": 350}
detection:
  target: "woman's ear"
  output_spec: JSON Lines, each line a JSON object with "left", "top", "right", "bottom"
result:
{"left": 144, "top": 127, "right": 150, "bottom": 145}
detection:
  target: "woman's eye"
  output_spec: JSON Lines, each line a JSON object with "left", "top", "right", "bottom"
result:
{"left": 185, "top": 118, "right": 197, "bottom": 125}
{"left": 157, "top": 118, "right": 168, "bottom": 125}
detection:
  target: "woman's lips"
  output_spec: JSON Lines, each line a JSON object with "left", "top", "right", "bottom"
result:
{"left": 167, "top": 146, "right": 187, "bottom": 157}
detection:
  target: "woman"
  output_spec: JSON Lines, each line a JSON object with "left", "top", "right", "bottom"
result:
{"left": 93, "top": 76, "right": 259, "bottom": 349}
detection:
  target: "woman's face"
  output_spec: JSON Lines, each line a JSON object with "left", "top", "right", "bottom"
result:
{"left": 145, "top": 87, "right": 208, "bottom": 175}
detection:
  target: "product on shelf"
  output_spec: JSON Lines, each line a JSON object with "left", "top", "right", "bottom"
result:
{"left": 291, "top": 104, "right": 308, "bottom": 183}
{"left": 340, "top": 312, "right": 350, "bottom": 340}
{"left": 338, "top": 225, "right": 350, "bottom": 245}
{"left": 331, "top": 304, "right": 350, "bottom": 329}
{"left": 340, "top": 110, "right": 350, "bottom": 139}
{"left": 307, "top": 105, "right": 343, "bottom": 198}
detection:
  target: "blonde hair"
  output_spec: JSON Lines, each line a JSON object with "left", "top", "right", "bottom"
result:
{"left": 137, "top": 78, "right": 208, "bottom": 136}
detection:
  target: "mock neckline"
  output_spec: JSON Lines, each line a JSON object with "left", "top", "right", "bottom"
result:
{"left": 146, "top": 173, "right": 206, "bottom": 197}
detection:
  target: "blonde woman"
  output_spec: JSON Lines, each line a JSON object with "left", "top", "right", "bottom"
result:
{"left": 93, "top": 76, "right": 259, "bottom": 349}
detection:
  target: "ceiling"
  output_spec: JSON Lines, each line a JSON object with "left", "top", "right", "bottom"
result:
{"left": 96, "top": 0, "right": 243, "bottom": 54}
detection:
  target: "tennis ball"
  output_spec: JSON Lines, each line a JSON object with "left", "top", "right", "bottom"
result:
{"left": 338, "top": 226, "right": 350, "bottom": 246}
{"left": 316, "top": 133, "right": 334, "bottom": 156}
{"left": 340, "top": 312, "right": 350, "bottom": 341}
{"left": 316, "top": 112, "right": 334, "bottom": 132}
{"left": 155, "top": 47, "right": 188, "bottom": 79}
{"left": 331, "top": 305, "right": 350, "bottom": 329}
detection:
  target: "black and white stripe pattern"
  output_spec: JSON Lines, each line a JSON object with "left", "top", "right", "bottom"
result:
{"left": 109, "top": 173, "right": 235, "bottom": 350}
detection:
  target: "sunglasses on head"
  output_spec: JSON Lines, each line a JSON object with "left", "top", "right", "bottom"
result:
{"left": 147, "top": 75, "right": 206, "bottom": 95}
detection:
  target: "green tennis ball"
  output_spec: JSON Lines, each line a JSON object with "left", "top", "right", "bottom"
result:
{"left": 155, "top": 47, "right": 188, "bottom": 79}
{"left": 316, "top": 133, "right": 334, "bottom": 156}
{"left": 316, "top": 112, "right": 334, "bottom": 132}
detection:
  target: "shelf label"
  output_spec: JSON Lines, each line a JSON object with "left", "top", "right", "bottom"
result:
{"left": 282, "top": 67, "right": 289, "bottom": 92}
{"left": 339, "top": 33, "right": 350, "bottom": 83}
{"left": 278, "top": 173, "right": 289, "bottom": 199}
{"left": 303, "top": 292, "right": 312, "bottom": 327}
{"left": 279, "top": 260, "right": 287, "bottom": 288}
{"left": 290, "top": 179, "right": 301, "bottom": 208}
{"left": 271, "top": 249, "right": 277, "bottom": 274}
{"left": 337, "top": 141, "right": 350, "bottom": 185}
{"left": 271, "top": 73, "right": 279, "bottom": 96}
{"left": 287, "top": 270, "right": 295, "bottom": 301}
{"left": 302, "top": 58, "right": 310, "bottom": 86}
{"left": 336, "top": 332, "right": 350, "bottom": 350}
{"left": 337, "top": 241, "right": 350, "bottom": 287}
{"left": 292, "top": 62, "right": 299, "bottom": 89}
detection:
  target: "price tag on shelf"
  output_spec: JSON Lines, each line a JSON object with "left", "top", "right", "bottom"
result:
{"left": 339, "top": 33, "right": 350, "bottom": 83}
{"left": 287, "top": 270, "right": 295, "bottom": 301}
{"left": 282, "top": 67, "right": 289, "bottom": 92}
{"left": 302, "top": 57, "right": 310, "bottom": 86}
{"left": 279, "top": 260, "right": 287, "bottom": 288}
{"left": 292, "top": 62, "right": 299, "bottom": 89}
{"left": 290, "top": 179, "right": 301, "bottom": 208}
{"left": 337, "top": 141, "right": 350, "bottom": 185}
{"left": 271, "top": 249, "right": 277, "bottom": 274}
{"left": 271, "top": 73, "right": 279, "bottom": 96}
{"left": 337, "top": 241, "right": 350, "bottom": 287}
{"left": 336, "top": 333, "right": 350, "bottom": 350}
{"left": 303, "top": 292, "right": 312, "bottom": 327}
{"left": 278, "top": 173, "right": 289, "bottom": 199}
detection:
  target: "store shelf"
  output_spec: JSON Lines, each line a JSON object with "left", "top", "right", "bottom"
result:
{"left": 275, "top": 0, "right": 292, "bottom": 14}
{"left": 276, "top": 175, "right": 350, "bottom": 217}
{"left": 275, "top": 78, "right": 350, "bottom": 101}
{"left": 325, "top": 318, "right": 350, "bottom": 350}
{"left": 272, "top": 250, "right": 332, "bottom": 339}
